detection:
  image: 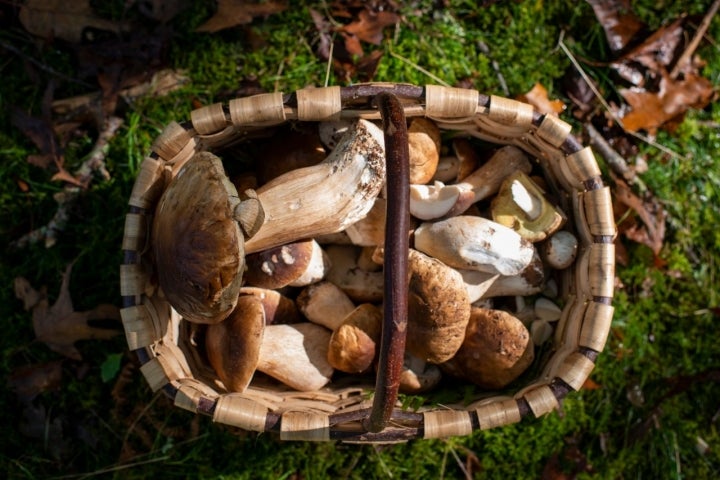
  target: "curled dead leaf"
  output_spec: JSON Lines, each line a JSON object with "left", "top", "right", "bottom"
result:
{"left": 517, "top": 83, "right": 566, "bottom": 116}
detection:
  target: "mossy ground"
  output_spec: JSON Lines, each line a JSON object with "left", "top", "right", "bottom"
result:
{"left": 1, "top": 1, "right": 719, "bottom": 478}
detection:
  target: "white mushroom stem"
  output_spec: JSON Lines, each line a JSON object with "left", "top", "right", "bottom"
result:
{"left": 409, "top": 145, "right": 531, "bottom": 220}
{"left": 245, "top": 119, "right": 386, "bottom": 253}
{"left": 324, "top": 245, "right": 384, "bottom": 302}
{"left": 458, "top": 251, "right": 545, "bottom": 299}
{"left": 534, "top": 297, "right": 562, "bottom": 322}
{"left": 296, "top": 281, "right": 356, "bottom": 331}
{"left": 289, "top": 241, "right": 331, "bottom": 287}
{"left": 414, "top": 216, "right": 535, "bottom": 276}
{"left": 257, "top": 323, "right": 334, "bottom": 391}
{"left": 345, "top": 198, "right": 386, "bottom": 246}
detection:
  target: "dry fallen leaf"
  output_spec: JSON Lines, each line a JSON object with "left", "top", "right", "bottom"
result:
{"left": 613, "top": 174, "right": 667, "bottom": 259}
{"left": 19, "top": 0, "right": 124, "bottom": 43}
{"left": 517, "top": 83, "right": 566, "bottom": 116}
{"left": 8, "top": 361, "right": 63, "bottom": 403}
{"left": 14, "top": 264, "right": 121, "bottom": 360}
{"left": 587, "top": 0, "right": 645, "bottom": 54}
{"left": 340, "top": 8, "right": 399, "bottom": 45}
{"left": 196, "top": 0, "right": 288, "bottom": 33}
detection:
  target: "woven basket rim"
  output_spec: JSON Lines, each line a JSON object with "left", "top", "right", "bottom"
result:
{"left": 120, "top": 83, "right": 616, "bottom": 443}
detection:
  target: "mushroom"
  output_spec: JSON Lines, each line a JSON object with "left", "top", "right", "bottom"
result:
{"left": 452, "top": 137, "right": 480, "bottom": 181}
{"left": 409, "top": 145, "right": 531, "bottom": 220}
{"left": 399, "top": 354, "right": 442, "bottom": 394}
{"left": 324, "top": 245, "right": 384, "bottom": 303}
{"left": 432, "top": 155, "right": 460, "bottom": 183}
{"left": 205, "top": 294, "right": 265, "bottom": 392}
{"left": 244, "top": 119, "right": 386, "bottom": 253}
{"left": 407, "top": 117, "right": 441, "bottom": 184}
{"left": 244, "top": 239, "right": 330, "bottom": 289}
{"left": 327, "top": 304, "right": 382, "bottom": 373}
{"left": 441, "top": 307, "right": 534, "bottom": 390}
{"left": 457, "top": 250, "right": 545, "bottom": 300}
{"left": 534, "top": 297, "right": 562, "bottom": 322}
{"left": 257, "top": 323, "right": 334, "bottom": 391}
{"left": 152, "top": 152, "right": 263, "bottom": 324}
{"left": 345, "top": 198, "right": 386, "bottom": 246}
{"left": 414, "top": 216, "right": 535, "bottom": 276}
{"left": 296, "top": 281, "right": 356, "bottom": 331}
{"left": 530, "top": 319, "right": 554, "bottom": 346}
{"left": 318, "top": 119, "right": 352, "bottom": 149}
{"left": 239, "top": 287, "right": 300, "bottom": 324}
{"left": 491, "top": 171, "right": 566, "bottom": 242}
{"left": 406, "top": 248, "right": 471, "bottom": 364}
{"left": 542, "top": 230, "right": 578, "bottom": 269}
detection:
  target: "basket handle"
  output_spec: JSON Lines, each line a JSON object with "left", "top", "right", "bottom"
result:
{"left": 364, "top": 92, "right": 411, "bottom": 433}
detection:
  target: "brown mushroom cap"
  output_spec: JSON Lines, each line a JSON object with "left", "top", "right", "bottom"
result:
{"left": 441, "top": 307, "right": 534, "bottom": 390}
{"left": 153, "top": 152, "right": 244, "bottom": 324}
{"left": 327, "top": 304, "right": 382, "bottom": 373}
{"left": 244, "top": 239, "right": 328, "bottom": 289}
{"left": 205, "top": 294, "right": 265, "bottom": 392}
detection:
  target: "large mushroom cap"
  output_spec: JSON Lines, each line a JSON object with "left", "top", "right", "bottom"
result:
{"left": 153, "top": 151, "right": 244, "bottom": 324}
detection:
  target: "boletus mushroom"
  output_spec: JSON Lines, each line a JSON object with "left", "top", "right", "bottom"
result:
{"left": 441, "top": 307, "right": 534, "bottom": 390}
{"left": 152, "top": 152, "right": 263, "bottom": 324}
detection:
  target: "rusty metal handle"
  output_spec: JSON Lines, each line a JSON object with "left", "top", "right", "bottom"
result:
{"left": 364, "top": 92, "right": 410, "bottom": 433}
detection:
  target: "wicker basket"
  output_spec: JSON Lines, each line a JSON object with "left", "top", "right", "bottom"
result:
{"left": 120, "top": 84, "right": 615, "bottom": 443}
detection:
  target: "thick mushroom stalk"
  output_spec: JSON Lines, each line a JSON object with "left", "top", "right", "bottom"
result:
{"left": 409, "top": 145, "right": 531, "bottom": 220}
{"left": 244, "top": 119, "right": 386, "bottom": 253}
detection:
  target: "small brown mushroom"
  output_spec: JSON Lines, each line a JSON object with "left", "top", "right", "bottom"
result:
{"left": 407, "top": 117, "right": 441, "bottom": 184}
{"left": 327, "top": 304, "right": 382, "bottom": 373}
{"left": 345, "top": 198, "right": 386, "bottom": 246}
{"left": 542, "top": 230, "right": 578, "bottom": 269}
{"left": 205, "top": 294, "right": 265, "bottom": 392}
{"left": 244, "top": 239, "right": 330, "bottom": 289}
{"left": 239, "top": 287, "right": 300, "bottom": 324}
{"left": 153, "top": 152, "right": 261, "bottom": 324}
{"left": 441, "top": 307, "right": 534, "bottom": 390}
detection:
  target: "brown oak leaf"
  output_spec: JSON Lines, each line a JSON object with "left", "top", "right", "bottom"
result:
{"left": 19, "top": 0, "right": 124, "bottom": 43}
{"left": 517, "top": 83, "right": 566, "bottom": 116}
{"left": 14, "top": 264, "right": 121, "bottom": 360}
{"left": 196, "top": 0, "right": 288, "bottom": 33}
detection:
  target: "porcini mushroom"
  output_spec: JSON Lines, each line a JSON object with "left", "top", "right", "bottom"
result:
{"left": 542, "top": 230, "right": 578, "bottom": 269}
{"left": 324, "top": 245, "right": 384, "bottom": 303}
{"left": 407, "top": 117, "right": 441, "bottom": 184}
{"left": 239, "top": 287, "right": 300, "bottom": 324}
{"left": 491, "top": 171, "right": 566, "bottom": 242}
{"left": 327, "top": 304, "right": 382, "bottom": 373}
{"left": 409, "top": 146, "right": 531, "bottom": 220}
{"left": 441, "top": 307, "right": 534, "bottom": 390}
{"left": 414, "top": 216, "right": 535, "bottom": 276}
{"left": 244, "top": 119, "right": 386, "bottom": 253}
{"left": 399, "top": 354, "right": 442, "bottom": 393}
{"left": 244, "top": 239, "right": 330, "bottom": 289}
{"left": 205, "top": 294, "right": 265, "bottom": 392}
{"left": 406, "top": 249, "right": 471, "bottom": 364}
{"left": 152, "top": 152, "right": 263, "bottom": 324}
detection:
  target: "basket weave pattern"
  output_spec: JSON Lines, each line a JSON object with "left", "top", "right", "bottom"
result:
{"left": 120, "top": 84, "right": 615, "bottom": 443}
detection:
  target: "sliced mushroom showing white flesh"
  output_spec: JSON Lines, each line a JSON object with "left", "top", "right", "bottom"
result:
{"left": 414, "top": 215, "right": 535, "bottom": 276}
{"left": 491, "top": 171, "right": 566, "bottom": 242}
{"left": 244, "top": 119, "right": 386, "bottom": 253}
{"left": 409, "top": 145, "right": 532, "bottom": 220}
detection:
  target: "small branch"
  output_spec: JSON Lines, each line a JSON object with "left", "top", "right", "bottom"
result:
{"left": 12, "top": 117, "right": 123, "bottom": 249}
{"left": 585, "top": 122, "right": 646, "bottom": 193}
{"left": 670, "top": 0, "right": 720, "bottom": 79}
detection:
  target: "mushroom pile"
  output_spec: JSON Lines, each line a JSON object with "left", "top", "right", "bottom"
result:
{"left": 152, "top": 117, "right": 579, "bottom": 395}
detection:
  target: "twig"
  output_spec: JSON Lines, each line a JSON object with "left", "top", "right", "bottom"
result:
{"left": 477, "top": 41, "right": 509, "bottom": 96}
{"left": 585, "top": 122, "right": 647, "bottom": 193}
{"left": 11, "top": 116, "right": 123, "bottom": 249}
{"left": 558, "top": 35, "right": 685, "bottom": 161}
{"left": 388, "top": 49, "right": 450, "bottom": 87}
{"left": 670, "top": 0, "right": 720, "bottom": 79}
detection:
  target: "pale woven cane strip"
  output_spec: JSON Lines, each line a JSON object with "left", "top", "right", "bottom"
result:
{"left": 584, "top": 187, "right": 616, "bottom": 237}
{"left": 522, "top": 385, "right": 559, "bottom": 418}
{"left": 167, "top": 136, "right": 198, "bottom": 175}
{"left": 122, "top": 213, "right": 145, "bottom": 251}
{"left": 120, "top": 264, "right": 146, "bottom": 297}
{"left": 214, "top": 395, "right": 268, "bottom": 432}
{"left": 197, "top": 126, "right": 239, "bottom": 149}
{"left": 152, "top": 121, "right": 193, "bottom": 160}
{"left": 423, "top": 410, "right": 473, "bottom": 438}
{"left": 280, "top": 411, "right": 330, "bottom": 441}
{"left": 589, "top": 243, "right": 615, "bottom": 298}
{"left": 154, "top": 343, "right": 193, "bottom": 384}
{"left": 579, "top": 302, "right": 615, "bottom": 351}
{"left": 488, "top": 95, "right": 534, "bottom": 126}
{"left": 536, "top": 114, "right": 573, "bottom": 148}
{"left": 128, "top": 157, "right": 165, "bottom": 209}
{"left": 476, "top": 398, "right": 522, "bottom": 429}
{"left": 230, "top": 91, "right": 286, "bottom": 126}
{"left": 140, "top": 357, "right": 167, "bottom": 392}
{"left": 296, "top": 86, "right": 341, "bottom": 121}
{"left": 174, "top": 379, "right": 219, "bottom": 413}
{"left": 557, "top": 352, "right": 595, "bottom": 391}
{"left": 543, "top": 297, "right": 585, "bottom": 381}
{"left": 425, "top": 85, "right": 479, "bottom": 118}
{"left": 120, "top": 304, "right": 155, "bottom": 350}
{"left": 566, "top": 147, "right": 601, "bottom": 183}
{"left": 190, "top": 103, "right": 227, "bottom": 135}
